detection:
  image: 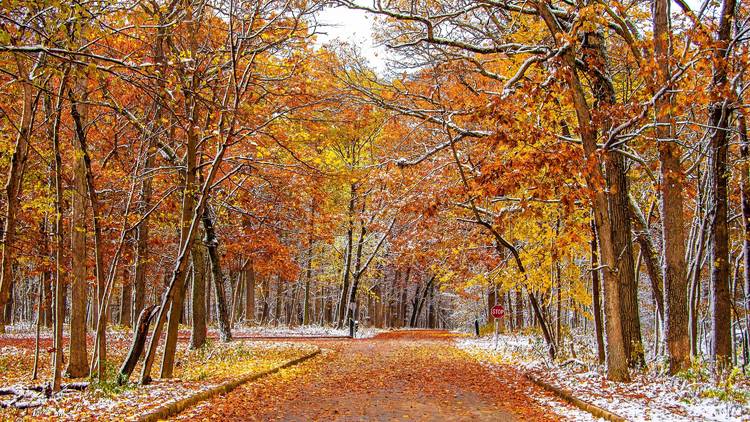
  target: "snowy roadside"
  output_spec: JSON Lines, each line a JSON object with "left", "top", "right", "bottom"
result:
{"left": 0, "top": 323, "right": 384, "bottom": 342}
{"left": 1, "top": 341, "right": 317, "bottom": 420}
{"left": 457, "top": 335, "right": 750, "bottom": 422}
{"left": 456, "top": 336, "right": 601, "bottom": 422}
{"left": 227, "top": 324, "right": 384, "bottom": 338}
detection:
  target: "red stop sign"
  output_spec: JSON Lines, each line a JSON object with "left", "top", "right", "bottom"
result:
{"left": 491, "top": 305, "right": 505, "bottom": 319}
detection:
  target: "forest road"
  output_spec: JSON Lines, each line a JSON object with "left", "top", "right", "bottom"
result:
{"left": 173, "top": 330, "right": 569, "bottom": 421}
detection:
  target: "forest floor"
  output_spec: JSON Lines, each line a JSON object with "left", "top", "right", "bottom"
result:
{"left": 10, "top": 327, "right": 743, "bottom": 421}
{"left": 174, "top": 330, "right": 595, "bottom": 421}
{"left": 0, "top": 325, "right": 317, "bottom": 420}
{"left": 458, "top": 334, "right": 750, "bottom": 421}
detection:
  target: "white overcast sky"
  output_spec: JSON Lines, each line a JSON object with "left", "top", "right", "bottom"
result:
{"left": 314, "top": 0, "right": 706, "bottom": 74}
{"left": 314, "top": 7, "right": 388, "bottom": 73}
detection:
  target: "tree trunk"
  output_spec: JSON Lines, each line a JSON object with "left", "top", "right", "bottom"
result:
{"left": 63, "top": 95, "right": 89, "bottom": 379}
{"left": 132, "top": 16, "right": 167, "bottom": 326}
{"left": 400, "top": 268, "right": 409, "bottom": 327}
{"left": 537, "top": 3, "right": 630, "bottom": 380}
{"left": 591, "top": 220, "right": 606, "bottom": 365}
{"left": 68, "top": 88, "right": 109, "bottom": 377}
{"left": 343, "top": 201, "right": 393, "bottom": 327}
{"left": 118, "top": 306, "right": 158, "bottom": 384}
{"left": 303, "top": 200, "right": 314, "bottom": 325}
{"left": 274, "top": 276, "right": 283, "bottom": 324}
{"left": 190, "top": 241, "right": 208, "bottom": 349}
{"left": 206, "top": 267, "right": 213, "bottom": 325}
{"left": 629, "top": 198, "right": 665, "bottom": 323}
{"left": 739, "top": 110, "right": 750, "bottom": 370}
{"left": 50, "top": 71, "right": 68, "bottom": 392}
{"left": 688, "top": 181, "right": 709, "bottom": 357}
{"left": 488, "top": 284, "right": 497, "bottom": 319}
{"left": 261, "top": 276, "right": 269, "bottom": 323}
{"left": 202, "top": 205, "right": 232, "bottom": 341}
{"left": 653, "top": 0, "right": 690, "bottom": 374}
{"left": 0, "top": 60, "right": 34, "bottom": 333}
{"left": 230, "top": 272, "right": 243, "bottom": 326}
{"left": 708, "top": 0, "right": 736, "bottom": 370}
{"left": 32, "top": 272, "right": 43, "bottom": 380}
{"left": 584, "top": 30, "right": 644, "bottom": 368}
{"left": 515, "top": 288, "right": 524, "bottom": 329}
{"left": 244, "top": 261, "right": 255, "bottom": 324}
{"left": 159, "top": 117, "right": 197, "bottom": 380}
{"left": 133, "top": 150, "right": 155, "bottom": 324}
{"left": 410, "top": 276, "right": 435, "bottom": 328}
{"left": 119, "top": 266, "right": 132, "bottom": 328}
{"left": 140, "top": 118, "right": 233, "bottom": 385}
{"left": 428, "top": 284, "right": 436, "bottom": 328}
{"left": 337, "top": 183, "right": 357, "bottom": 327}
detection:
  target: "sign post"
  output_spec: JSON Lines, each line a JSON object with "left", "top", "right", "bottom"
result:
{"left": 491, "top": 305, "right": 505, "bottom": 350}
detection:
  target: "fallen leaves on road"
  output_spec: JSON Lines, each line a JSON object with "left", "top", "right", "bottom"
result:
{"left": 176, "top": 330, "right": 568, "bottom": 421}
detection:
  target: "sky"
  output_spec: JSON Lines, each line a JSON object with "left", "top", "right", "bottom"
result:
{"left": 314, "top": 1, "right": 706, "bottom": 75}
{"left": 314, "top": 6, "right": 388, "bottom": 73}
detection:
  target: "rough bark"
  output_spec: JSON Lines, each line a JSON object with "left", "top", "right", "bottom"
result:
{"left": 739, "top": 111, "right": 750, "bottom": 370}
{"left": 64, "top": 93, "right": 88, "bottom": 379}
{"left": 337, "top": 183, "right": 356, "bottom": 327}
{"left": 591, "top": 220, "right": 606, "bottom": 365}
{"left": 583, "top": 29, "right": 644, "bottom": 368}
{"left": 203, "top": 205, "right": 232, "bottom": 341}
{"left": 159, "top": 108, "right": 198, "bottom": 379}
{"left": 133, "top": 151, "right": 155, "bottom": 323}
{"left": 629, "top": 197, "right": 665, "bottom": 323}
{"left": 132, "top": 14, "right": 167, "bottom": 324}
{"left": 536, "top": 3, "right": 630, "bottom": 380}
{"left": 708, "top": 0, "right": 736, "bottom": 369}
{"left": 118, "top": 306, "right": 158, "bottom": 385}
{"left": 50, "top": 72, "right": 68, "bottom": 392}
{"left": 140, "top": 117, "right": 234, "bottom": 384}
{"left": 69, "top": 89, "right": 108, "bottom": 377}
{"left": 244, "top": 261, "right": 255, "bottom": 324}
{"left": 0, "top": 59, "right": 34, "bottom": 333}
{"left": 653, "top": 0, "right": 690, "bottom": 374}
{"left": 119, "top": 266, "right": 132, "bottom": 328}
{"left": 190, "top": 241, "right": 207, "bottom": 349}
{"left": 230, "top": 272, "right": 243, "bottom": 325}
{"left": 411, "top": 276, "right": 435, "bottom": 327}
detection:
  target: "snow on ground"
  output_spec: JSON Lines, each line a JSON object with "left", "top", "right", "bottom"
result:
{"left": 1, "top": 340, "right": 317, "bottom": 420}
{"left": 230, "top": 324, "right": 384, "bottom": 338}
{"left": 0, "top": 322, "right": 384, "bottom": 341}
{"left": 457, "top": 335, "right": 750, "bottom": 422}
{"left": 457, "top": 336, "right": 602, "bottom": 422}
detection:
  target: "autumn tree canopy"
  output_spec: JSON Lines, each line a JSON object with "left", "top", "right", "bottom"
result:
{"left": 0, "top": 0, "right": 748, "bottom": 393}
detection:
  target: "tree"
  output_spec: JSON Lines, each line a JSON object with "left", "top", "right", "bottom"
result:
{"left": 653, "top": 0, "right": 690, "bottom": 374}
{"left": 707, "top": 0, "right": 737, "bottom": 370}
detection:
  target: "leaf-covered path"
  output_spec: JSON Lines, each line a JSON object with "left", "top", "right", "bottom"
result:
{"left": 174, "top": 330, "right": 577, "bottom": 421}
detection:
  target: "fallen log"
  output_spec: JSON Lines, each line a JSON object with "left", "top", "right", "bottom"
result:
{"left": 0, "top": 398, "right": 46, "bottom": 409}
{"left": 0, "top": 382, "right": 87, "bottom": 397}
